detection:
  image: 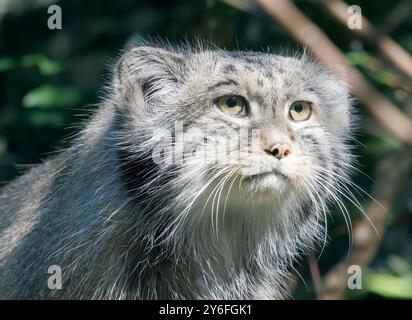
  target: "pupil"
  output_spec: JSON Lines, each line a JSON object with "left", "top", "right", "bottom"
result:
{"left": 294, "top": 103, "right": 303, "bottom": 113}
{"left": 226, "top": 97, "right": 237, "bottom": 108}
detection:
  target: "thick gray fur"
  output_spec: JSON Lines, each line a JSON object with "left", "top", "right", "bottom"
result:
{"left": 0, "top": 43, "right": 354, "bottom": 299}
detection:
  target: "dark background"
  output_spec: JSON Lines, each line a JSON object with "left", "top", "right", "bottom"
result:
{"left": 0, "top": 0, "right": 411, "bottom": 299}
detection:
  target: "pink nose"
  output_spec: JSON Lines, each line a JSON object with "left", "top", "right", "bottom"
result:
{"left": 265, "top": 143, "right": 292, "bottom": 160}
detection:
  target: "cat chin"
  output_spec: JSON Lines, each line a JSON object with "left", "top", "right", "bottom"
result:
{"left": 241, "top": 172, "right": 290, "bottom": 194}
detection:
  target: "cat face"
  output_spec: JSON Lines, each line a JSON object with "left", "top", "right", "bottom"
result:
{"left": 116, "top": 45, "right": 353, "bottom": 216}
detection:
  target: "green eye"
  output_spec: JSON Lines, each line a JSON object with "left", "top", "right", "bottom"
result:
{"left": 216, "top": 96, "right": 246, "bottom": 116}
{"left": 289, "top": 101, "right": 312, "bottom": 121}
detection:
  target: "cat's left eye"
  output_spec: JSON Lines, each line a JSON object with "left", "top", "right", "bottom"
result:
{"left": 289, "top": 101, "right": 312, "bottom": 121}
{"left": 216, "top": 96, "right": 247, "bottom": 116}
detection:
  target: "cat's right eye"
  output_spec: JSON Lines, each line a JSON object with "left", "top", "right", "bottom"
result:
{"left": 289, "top": 101, "right": 312, "bottom": 121}
{"left": 216, "top": 95, "right": 247, "bottom": 116}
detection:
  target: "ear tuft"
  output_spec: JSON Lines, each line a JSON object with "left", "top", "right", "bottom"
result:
{"left": 113, "top": 46, "right": 186, "bottom": 100}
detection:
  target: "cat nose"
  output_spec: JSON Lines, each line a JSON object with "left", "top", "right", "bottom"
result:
{"left": 265, "top": 143, "right": 292, "bottom": 160}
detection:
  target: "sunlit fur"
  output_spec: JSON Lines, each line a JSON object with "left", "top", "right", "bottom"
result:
{"left": 0, "top": 43, "right": 355, "bottom": 299}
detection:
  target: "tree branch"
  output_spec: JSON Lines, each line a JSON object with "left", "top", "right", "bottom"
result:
{"left": 318, "top": 0, "right": 412, "bottom": 81}
{"left": 379, "top": 0, "right": 412, "bottom": 35}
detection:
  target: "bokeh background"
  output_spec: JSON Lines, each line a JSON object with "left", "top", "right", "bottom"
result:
{"left": 0, "top": 0, "right": 411, "bottom": 299}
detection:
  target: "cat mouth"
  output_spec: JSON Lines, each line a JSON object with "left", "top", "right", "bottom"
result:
{"left": 243, "top": 168, "right": 288, "bottom": 181}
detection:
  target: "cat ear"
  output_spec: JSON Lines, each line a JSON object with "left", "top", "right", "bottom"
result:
{"left": 113, "top": 46, "right": 186, "bottom": 101}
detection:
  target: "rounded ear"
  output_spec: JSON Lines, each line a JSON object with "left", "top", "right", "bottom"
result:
{"left": 113, "top": 46, "right": 186, "bottom": 101}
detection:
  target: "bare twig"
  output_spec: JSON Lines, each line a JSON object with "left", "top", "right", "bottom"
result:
{"left": 318, "top": 0, "right": 412, "bottom": 81}
{"left": 379, "top": 0, "right": 412, "bottom": 35}
{"left": 308, "top": 255, "right": 322, "bottom": 299}
{"left": 256, "top": 0, "right": 412, "bottom": 146}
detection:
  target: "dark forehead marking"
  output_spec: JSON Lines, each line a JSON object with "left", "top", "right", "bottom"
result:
{"left": 208, "top": 79, "right": 239, "bottom": 91}
{"left": 243, "top": 56, "right": 265, "bottom": 66}
{"left": 228, "top": 51, "right": 263, "bottom": 59}
{"left": 222, "top": 64, "right": 237, "bottom": 73}
{"left": 228, "top": 51, "right": 269, "bottom": 67}
{"left": 253, "top": 93, "right": 266, "bottom": 106}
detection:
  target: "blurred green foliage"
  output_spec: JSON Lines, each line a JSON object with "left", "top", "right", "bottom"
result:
{"left": 0, "top": 0, "right": 411, "bottom": 299}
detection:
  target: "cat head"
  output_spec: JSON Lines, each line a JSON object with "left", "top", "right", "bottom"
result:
{"left": 113, "top": 44, "right": 354, "bottom": 232}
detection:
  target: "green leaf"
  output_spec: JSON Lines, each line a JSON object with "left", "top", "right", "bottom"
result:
{"left": 20, "top": 55, "right": 38, "bottom": 68}
{"left": 364, "top": 273, "right": 412, "bottom": 299}
{"left": 20, "top": 54, "right": 62, "bottom": 75}
{"left": 387, "top": 255, "right": 411, "bottom": 276}
{"left": 36, "top": 56, "right": 62, "bottom": 75}
{"left": 345, "top": 51, "right": 373, "bottom": 66}
{"left": 22, "top": 85, "right": 81, "bottom": 109}
{"left": 28, "top": 111, "right": 65, "bottom": 127}
{"left": 0, "top": 57, "right": 15, "bottom": 72}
